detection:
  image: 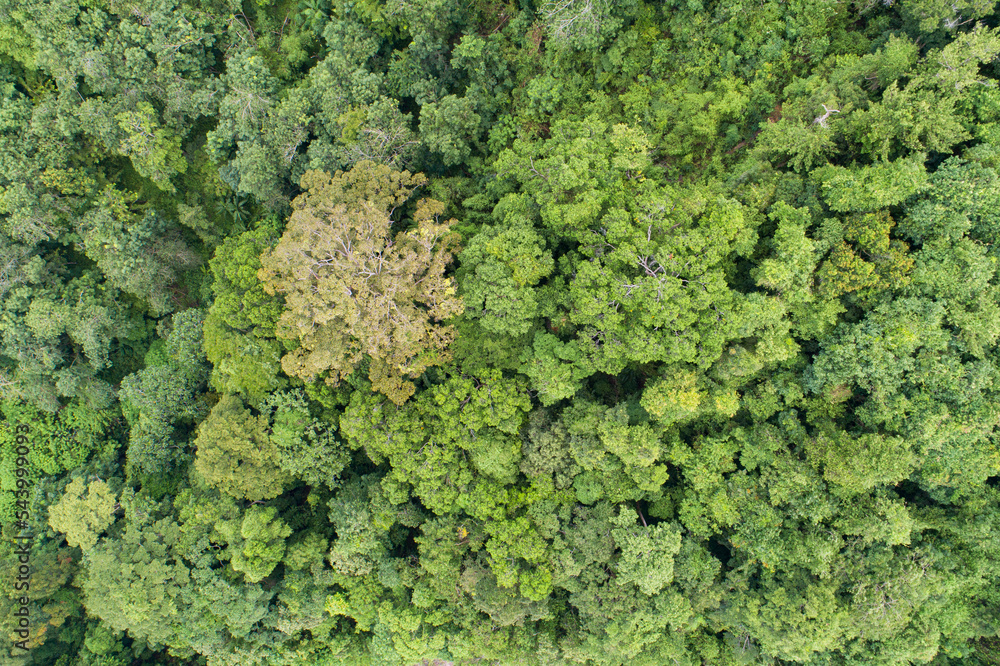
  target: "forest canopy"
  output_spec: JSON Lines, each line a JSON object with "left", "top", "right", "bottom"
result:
{"left": 3, "top": 0, "right": 1000, "bottom": 665}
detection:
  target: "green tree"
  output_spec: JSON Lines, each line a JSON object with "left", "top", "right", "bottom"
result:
{"left": 192, "top": 395, "right": 291, "bottom": 502}
{"left": 805, "top": 430, "right": 918, "bottom": 497}
{"left": 611, "top": 507, "right": 682, "bottom": 596}
{"left": 265, "top": 389, "right": 349, "bottom": 489}
{"left": 419, "top": 94, "right": 481, "bottom": 166}
{"left": 82, "top": 506, "right": 273, "bottom": 659}
{"left": 813, "top": 155, "right": 930, "bottom": 213}
{"left": 115, "top": 102, "right": 187, "bottom": 192}
{"left": 206, "top": 49, "right": 286, "bottom": 207}
{"left": 215, "top": 505, "right": 292, "bottom": 584}
{"left": 77, "top": 189, "right": 199, "bottom": 316}
{"left": 120, "top": 309, "right": 209, "bottom": 480}
{"left": 203, "top": 221, "right": 287, "bottom": 405}
{"left": 458, "top": 214, "right": 554, "bottom": 337}
{"left": 48, "top": 477, "right": 118, "bottom": 551}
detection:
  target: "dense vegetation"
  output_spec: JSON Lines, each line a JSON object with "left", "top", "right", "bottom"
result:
{"left": 3, "top": 0, "right": 1000, "bottom": 664}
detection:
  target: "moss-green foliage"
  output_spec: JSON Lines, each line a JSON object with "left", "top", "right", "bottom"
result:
{"left": 259, "top": 163, "right": 463, "bottom": 405}
{"left": 193, "top": 394, "right": 291, "bottom": 502}
{"left": 47, "top": 476, "right": 117, "bottom": 551}
{"left": 7, "top": 0, "right": 1000, "bottom": 663}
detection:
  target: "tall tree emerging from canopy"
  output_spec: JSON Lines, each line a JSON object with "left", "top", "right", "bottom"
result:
{"left": 259, "top": 162, "right": 463, "bottom": 404}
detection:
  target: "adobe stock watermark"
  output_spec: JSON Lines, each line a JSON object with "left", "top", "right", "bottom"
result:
{"left": 11, "top": 423, "right": 32, "bottom": 651}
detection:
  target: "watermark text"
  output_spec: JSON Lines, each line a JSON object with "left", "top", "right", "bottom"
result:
{"left": 11, "top": 423, "right": 31, "bottom": 651}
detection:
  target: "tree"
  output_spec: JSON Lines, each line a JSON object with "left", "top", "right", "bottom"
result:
{"left": 259, "top": 162, "right": 463, "bottom": 404}
{"left": 82, "top": 507, "right": 273, "bottom": 659}
{"left": 340, "top": 368, "right": 531, "bottom": 515}
{"left": 2, "top": 0, "right": 223, "bottom": 200}
{"left": 192, "top": 395, "right": 291, "bottom": 502}
{"left": 215, "top": 505, "right": 292, "bottom": 584}
{"left": 562, "top": 189, "right": 755, "bottom": 376}
{"left": 805, "top": 430, "right": 917, "bottom": 497}
{"left": 815, "top": 210, "right": 914, "bottom": 305}
{"left": 813, "top": 155, "right": 930, "bottom": 213}
{"left": 0, "top": 257, "right": 146, "bottom": 410}
{"left": 77, "top": 188, "right": 199, "bottom": 316}
{"left": 751, "top": 203, "right": 819, "bottom": 305}
{"left": 540, "top": 0, "right": 625, "bottom": 50}
{"left": 806, "top": 297, "right": 948, "bottom": 399}
{"left": 0, "top": 532, "right": 81, "bottom": 656}
{"left": 419, "top": 94, "right": 481, "bottom": 166}
{"left": 519, "top": 332, "right": 594, "bottom": 406}
{"left": 906, "top": 236, "right": 1000, "bottom": 357}
{"left": 326, "top": 474, "right": 399, "bottom": 577}
{"left": 203, "top": 221, "right": 287, "bottom": 405}
{"left": 492, "top": 117, "right": 652, "bottom": 236}
{"left": 206, "top": 49, "right": 286, "bottom": 206}
{"left": 0, "top": 399, "right": 117, "bottom": 529}
{"left": 458, "top": 215, "right": 554, "bottom": 337}
{"left": 48, "top": 477, "right": 117, "bottom": 551}
{"left": 721, "top": 570, "right": 849, "bottom": 663}
{"left": 120, "top": 309, "right": 210, "bottom": 481}
{"left": 753, "top": 116, "right": 840, "bottom": 173}
{"left": 115, "top": 101, "right": 187, "bottom": 192}
{"left": 611, "top": 507, "right": 682, "bottom": 596}
{"left": 264, "top": 389, "right": 349, "bottom": 489}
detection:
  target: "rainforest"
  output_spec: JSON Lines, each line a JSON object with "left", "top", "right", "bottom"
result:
{"left": 2, "top": 0, "right": 1000, "bottom": 664}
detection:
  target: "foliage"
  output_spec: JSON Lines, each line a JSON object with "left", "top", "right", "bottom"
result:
{"left": 203, "top": 221, "right": 287, "bottom": 405}
{"left": 259, "top": 162, "right": 463, "bottom": 404}
{"left": 48, "top": 476, "right": 117, "bottom": 551}
{"left": 5, "top": 1, "right": 1000, "bottom": 664}
{"left": 193, "top": 394, "right": 291, "bottom": 502}
{"left": 215, "top": 505, "right": 292, "bottom": 583}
